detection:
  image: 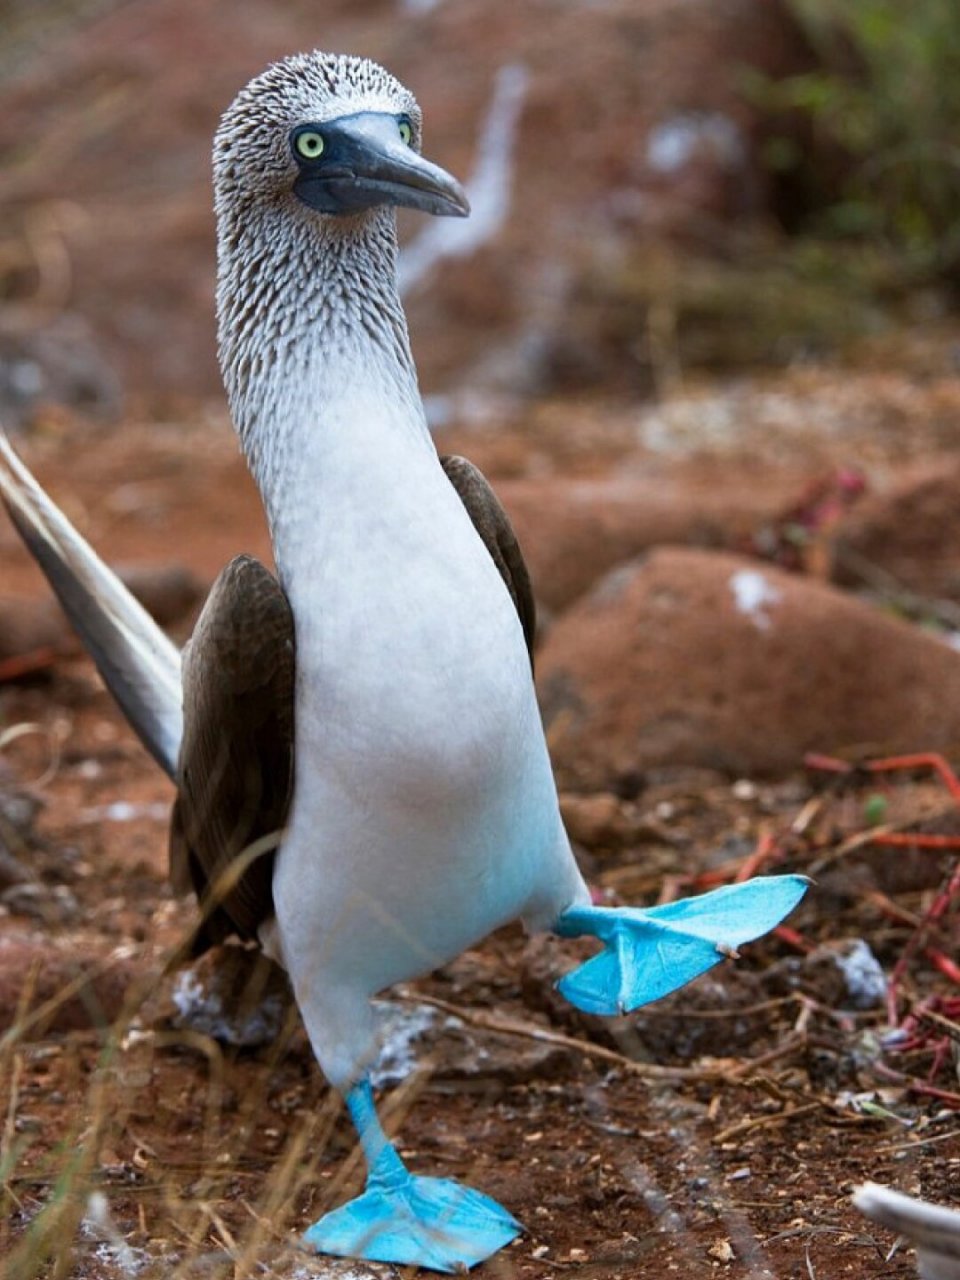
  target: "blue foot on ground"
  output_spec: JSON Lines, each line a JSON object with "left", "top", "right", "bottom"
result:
{"left": 303, "top": 1163, "right": 521, "bottom": 1273}
{"left": 555, "top": 874, "right": 810, "bottom": 1016}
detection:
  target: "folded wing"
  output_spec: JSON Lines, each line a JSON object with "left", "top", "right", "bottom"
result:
{"left": 440, "top": 454, "right": 535, "bottom": 664}
{"left": 169, "top": 555, "right": 295, "bottom": 953}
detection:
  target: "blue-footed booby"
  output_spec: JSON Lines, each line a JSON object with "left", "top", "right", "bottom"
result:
{"left": 0, "top": 52, "right": 808, "bottom": 1272}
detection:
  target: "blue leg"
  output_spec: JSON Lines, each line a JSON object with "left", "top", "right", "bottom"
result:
{"left": 555, "top": 874, "right": 809, "bottom": 1016}
{"left": 303, "top": 1080, "right": 521, "bottom": 1272}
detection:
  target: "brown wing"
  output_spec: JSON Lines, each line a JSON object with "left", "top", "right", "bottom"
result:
{"left": 439, "top": 454, "right": 536, "bottom": 664}
{"left": 169, "top": 554, "right": 295, "bottom": 954}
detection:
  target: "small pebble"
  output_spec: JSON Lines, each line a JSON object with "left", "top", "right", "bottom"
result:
{"left": 708, "top": 1237, "right": 735, "bottom": 1263}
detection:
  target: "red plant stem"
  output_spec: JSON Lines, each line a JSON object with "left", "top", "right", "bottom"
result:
{"left": 888, "top": 873, "right": 960, "bottom": 1024}
{"left": 804, "top": 752, "right": 853, "bottom": 775}
{"left": 805, "top": 750, "right": 960, "bottom": 1025}
{"left": 925, "top": 859, "right": 960, "bottom": 928}
{"left": 805, "top": 749, "right": 960, "bottom": 803}
{"left": 887, "top": 982, "right": 900, "bottom": 1028}
{"left": 867, "top": 753, "right": 960, "bottom": 803}
{"left": 926, "top": 949, "right": 960, "bottom": 986}
{"left": 734, "top": 833, "right": 779, "bottom": 883}
{"left": 928, "top": 1036, "right": 952, "bottom": 1082}
{"left": 773, "top": 924, "right": 812, "bottom": 953}
{"left": 905, "top": 1080, "right": 960, "bottom": 1107}
{"left": 0, "top": 646, "right": 59, "bottom": 682}
{"left": 871, "top": 834, "right": 960, "bottom": 849}
{"left": 874, "top": 1061, "right": 960, "bottom": 1107}
{"left": 864, "top": 888, "right": 921, "bottom": 928}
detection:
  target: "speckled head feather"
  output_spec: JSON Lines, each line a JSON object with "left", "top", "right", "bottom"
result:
{"left": 213, "top": 52, "right": 422, "bottom": 212}
{"left": 213, "top": 52, "right": 433, "bottom": 501}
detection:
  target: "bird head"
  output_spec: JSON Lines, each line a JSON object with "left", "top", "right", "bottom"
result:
{"left": 214, "top": 52, "right": 470, "bottom": 223}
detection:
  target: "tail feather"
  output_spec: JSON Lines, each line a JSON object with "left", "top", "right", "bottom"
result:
{"left": 855, "top": 1183, "right": 960, "bottom": 1279}
{"left": 0, "top": 430, "right": 183, "bottom": 779}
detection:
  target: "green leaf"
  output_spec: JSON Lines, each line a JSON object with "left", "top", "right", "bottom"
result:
{"left": 863, "top": 793, "right": 888, "bottom": 826}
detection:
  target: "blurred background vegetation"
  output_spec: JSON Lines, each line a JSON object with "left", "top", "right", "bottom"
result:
{"left": 0, "top": 0, "right": 959, "bottom": 419}
{"left": 753, "top": 0, "right": 960, "bottom": 284}
{"left": 564, "top": 0, "right": 960, "bottom": 393}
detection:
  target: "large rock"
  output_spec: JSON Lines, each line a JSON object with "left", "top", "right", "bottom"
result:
{"left": 538, "top": 547, "right": 960, "bottom": 785}
{"left": 831, "top": 457, "right": 960, "bottom": 607}
{"left": 0, "top": 562, "right": 204, "bottom": 662}
{"left": 0, "top": 312, "right": 122, "bottom": 429}
{"left": 500, "top": 468, "right": 797, "bottom": 613}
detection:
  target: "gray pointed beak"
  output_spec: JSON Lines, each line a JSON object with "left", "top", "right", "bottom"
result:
{"left": 292, "top": 112, "right": 470, "bottom": 219}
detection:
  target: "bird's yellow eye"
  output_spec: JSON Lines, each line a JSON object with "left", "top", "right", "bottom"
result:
{"left": 398, "top": 120, "right": 413, "bottom": 146}
{"left": 295, "top": 130, "right": 325, "bottom": 160}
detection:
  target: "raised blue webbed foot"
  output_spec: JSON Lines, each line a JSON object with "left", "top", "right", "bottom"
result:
{"left": 554, "top": 875, "right": 809, "bottom": 1016}
{"left": 304, "top": 1080, "right": 520, "bottom": 1272}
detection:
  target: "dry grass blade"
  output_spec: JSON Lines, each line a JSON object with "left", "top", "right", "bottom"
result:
{"left": 398, "top": 989, "right": 808, "bottom": 1086}
{"left": 712, "top": 1101, "right": 822, "bottom": 1144}
{"left": 0, "top": 952, "right": 133, "bottom": 1053}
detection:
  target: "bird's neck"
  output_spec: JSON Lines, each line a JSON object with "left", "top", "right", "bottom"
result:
{"left": 216, "top": 205, "right": 432, "bottom": 544}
